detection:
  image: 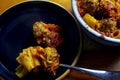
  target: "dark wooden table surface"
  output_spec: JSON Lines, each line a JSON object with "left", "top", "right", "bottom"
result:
{"left": 63, "top": 32, "right": 120, "bottom": 80}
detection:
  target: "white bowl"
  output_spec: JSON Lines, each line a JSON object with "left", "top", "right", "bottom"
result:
{"left": 72, "top": 0, "right": 120, "bottom": 46}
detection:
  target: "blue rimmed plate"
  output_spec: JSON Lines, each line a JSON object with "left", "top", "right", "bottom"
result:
{"left": 0, "top": 1, "right": 82, "bottom": 80}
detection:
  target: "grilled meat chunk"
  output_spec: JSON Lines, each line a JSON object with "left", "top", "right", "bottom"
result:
{"left": 100, "top": 18, "right": 117, "bottom": 33}
{"left": 95, "top": 0, "right": 117, "bottom": 19}
{"left": 79, "top": 0, "right": 99, "bottom": 15}
{"left": 33, "top": 21, "right": 64, "bottom": 48}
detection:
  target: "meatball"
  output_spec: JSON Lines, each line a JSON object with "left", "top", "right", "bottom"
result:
{"left": 80, "top": 0, "right": 99, "bottom": 15}
{"left": 33, "top": 21, "right": 64, "bottom": 48}
{"left": 99, "top": 18, "right": 117, "bottom": 33}
{"left": 95, "top": 0, "right": 117, "bottom": 19}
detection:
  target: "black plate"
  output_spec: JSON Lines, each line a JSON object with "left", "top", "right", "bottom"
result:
{"left": 0, "top": 1, "right": 81, "bottom": 80}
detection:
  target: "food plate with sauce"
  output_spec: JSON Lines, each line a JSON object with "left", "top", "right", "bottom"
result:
{"left": 0, "top": 1, "right": 82, "bottom": 80}
{"left": 72, "top": 0, "right": 120, "bottom": 46}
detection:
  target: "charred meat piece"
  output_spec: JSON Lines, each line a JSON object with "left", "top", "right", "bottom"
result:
{"left": 94, "top": 0, "right": 117, "bottom": 19}
{"left": 99, "top": 18, "right": 117, "bottom": 33}
{"left": 33, "top": 21, "right": 64, "bottom": 48}
{"left": 79, "top": 0, "right": 99, "bottom": 15}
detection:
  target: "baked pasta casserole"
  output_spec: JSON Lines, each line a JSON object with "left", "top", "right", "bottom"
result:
{"left": 77, "top": 0, "right": 120, "bottom": 38}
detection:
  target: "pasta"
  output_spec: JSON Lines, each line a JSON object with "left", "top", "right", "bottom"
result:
{"left": 77, "top": 0, "right": 120, "bottom": 38}
{"left": 16, "top": 21, "right": 64, "bottom": 78}
{"left": 112, "top": 30, "right": 120, "bottom": 38}
{"left": 83, "top": 13, "right": 100, "bottom": 29}
{"left": 16, "top": 46, "right": 60, "bottom": 78}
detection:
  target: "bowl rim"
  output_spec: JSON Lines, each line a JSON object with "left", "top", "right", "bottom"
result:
{"left": 72, "top": 0, "right": 120, "bottom": 44}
